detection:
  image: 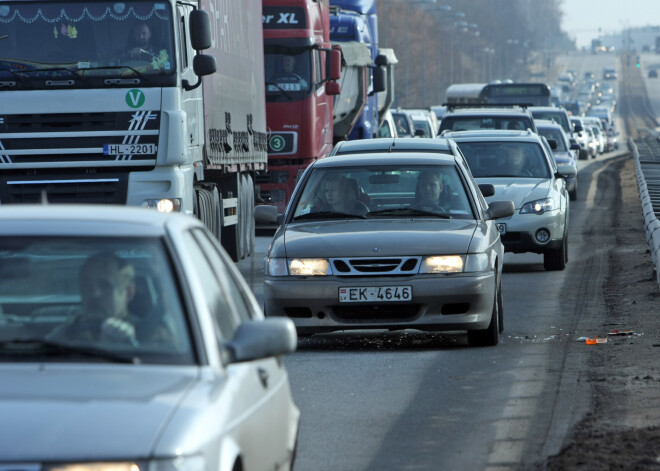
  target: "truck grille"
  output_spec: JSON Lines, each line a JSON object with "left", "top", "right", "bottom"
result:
{"left": 0, "top": 111, "right": 159, "bottom": 167}
{"left": 0, "top": 173, "right": 129, "bottom": 205}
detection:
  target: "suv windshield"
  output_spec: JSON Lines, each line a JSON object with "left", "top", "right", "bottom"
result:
{"left": 440, "top": 116, "right": 534, "bottom": 132}
{"left": 0, "top": 1, "right": 175, "bottom": 85}
{"left": 458, "top": 141, "right": 551, "bottom": 179}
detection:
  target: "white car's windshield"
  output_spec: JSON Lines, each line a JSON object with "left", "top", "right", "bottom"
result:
{"left": 0, "top": 236, "right": 193, "bottom": 364}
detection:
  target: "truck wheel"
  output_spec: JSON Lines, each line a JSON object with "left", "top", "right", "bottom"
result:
{"left": 238, "top": 174, "right": 248, "bottom": 260}
{"left": 211, "top": 186, "right": 221, "bottom": 241}
{"left": 245, "top": 175, "right": 255, "bottom": 257}
{"left": 221, "top": 181, "right": 240, "bottom": 261}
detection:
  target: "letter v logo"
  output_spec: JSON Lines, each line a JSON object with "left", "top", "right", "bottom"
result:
{"left": 125, "top": 89, "right": 145, "bottom": 108}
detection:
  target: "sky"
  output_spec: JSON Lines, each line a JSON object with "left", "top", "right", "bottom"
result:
{"left": 561, "top": 0, "right": 660, "bottom": 49}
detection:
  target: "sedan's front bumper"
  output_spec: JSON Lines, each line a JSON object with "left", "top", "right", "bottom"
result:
{"left": 264, "top": 272, "right": 496, "bottom": 334}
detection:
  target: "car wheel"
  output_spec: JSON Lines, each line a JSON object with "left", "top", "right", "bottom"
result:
{"left": 569, "top": 183, "right": 578, "bottom": 201}
{"left": 467, "top": 284, "right": 500, "bottom": 346}
{"left": 497, "top": 281, "right": 504, "bottom": 333}
{"left": 544, "top": 236, "right": 567, "bottom": 271}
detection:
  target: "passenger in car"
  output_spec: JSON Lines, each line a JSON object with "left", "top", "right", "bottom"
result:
{"left": 320, "top": 175, "right": 369, "bottom": 215}
{"left": 411, "top": 170, "right": 449, "bottom": 212}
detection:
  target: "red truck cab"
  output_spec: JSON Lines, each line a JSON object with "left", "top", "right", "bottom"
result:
{"left": 259, "top": 0, "right": 340, "bottom": 212}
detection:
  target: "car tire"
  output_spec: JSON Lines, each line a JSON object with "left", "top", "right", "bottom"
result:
{"left": 544, "top": 236, "right": 567, "bottom": 271}
{"left": 467, "top": 284, "right": 500, "bottom": 347}
{"left": 569, "top": 182, "right": 578, "bottom": 201}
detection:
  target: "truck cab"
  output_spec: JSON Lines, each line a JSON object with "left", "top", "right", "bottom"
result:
{"left": 260, "top": 0, "right": 341, "bottom": 213}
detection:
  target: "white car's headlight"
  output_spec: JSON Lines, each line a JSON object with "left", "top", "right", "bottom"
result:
{"left": 520, "top": 198, "right": 555, "bottom": 214}
{"left": 46, "top": 463, "right": 141, "bottom": 471}
{"left": 266, "top": 257, "right": 332, "bottom": 276}
{"left": 419, "top": 254, "right": 489, "bottom": 274}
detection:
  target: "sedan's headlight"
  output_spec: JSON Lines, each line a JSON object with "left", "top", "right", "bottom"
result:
{"left": 419, "top": 254, "right": 489, "bottom": 274}
{"left": 289, "top": 258, "right": 331, "bottom": 276}
{"left": 520, "top": 198, "right": 555, "bottom": 215}
{"left": 266, "top": 257, "right": 332, "bottom": 276}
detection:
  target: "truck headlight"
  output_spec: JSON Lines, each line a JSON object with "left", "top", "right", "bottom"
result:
{"left": 141, "top": 198, "right": 182, "bottom": 213}
{"left": 520, "top": 198, "right": 555, "bottom": 215}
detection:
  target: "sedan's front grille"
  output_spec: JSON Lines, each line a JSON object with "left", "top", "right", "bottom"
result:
{"left": 331, "top": 257, "right": 421, "bottom": 276}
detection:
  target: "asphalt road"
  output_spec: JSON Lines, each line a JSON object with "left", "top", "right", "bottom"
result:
{"left": 236, "top": 53, "right": 634, "bottom": 470}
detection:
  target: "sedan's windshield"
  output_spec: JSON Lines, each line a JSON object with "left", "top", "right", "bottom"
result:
{"left": 0, "top": 236, "right": 193, "bottom": 364}
{"left": 0, "top": 1, "right": 175, "bottom": 84}
{"left": 292, "top": 165, "right": 476, "bottom": 220}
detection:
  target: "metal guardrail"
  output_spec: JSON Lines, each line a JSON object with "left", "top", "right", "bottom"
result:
{"left": 630, "top": 136, "right": 660, "bottom": 286}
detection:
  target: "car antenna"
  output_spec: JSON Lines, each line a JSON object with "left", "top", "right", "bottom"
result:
{"left": 40, "top": 189, "right": 49, "bottom": 205}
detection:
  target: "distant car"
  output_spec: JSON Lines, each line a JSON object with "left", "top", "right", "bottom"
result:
{"left": 391, "top": 109, "right": 417, "bottom": 137}
{"left": 535, "top": 119, "right": 580, "bottom": 201}
{"left": 602, "top": 68, "right": 617, "bottom": 80}
{"left": 438, "top": 105, "right": 538, "bottom": 134}
{"left": 649, "top": 69, "right": 658, "bottom": 78}
{"left": 378, "top": 110, "right": 398, "bottom": 138}
{"left": 0, "top": 205, "right": 300, "bottom": 471}
{"left": 258, "top": 140, "right": 515, "bottom": 346}
{"left": 444, "top": 130, "right": 575, "bottom": 271}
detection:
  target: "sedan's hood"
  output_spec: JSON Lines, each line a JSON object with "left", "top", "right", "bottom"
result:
{"left": 276, "top": 219, "right": 478, "bottom": 258}
{"left": 0, "top": 365, "right": 200, "bottom": 461}
{"left": 477, "top": 178, "right": 551, "bottom": 209}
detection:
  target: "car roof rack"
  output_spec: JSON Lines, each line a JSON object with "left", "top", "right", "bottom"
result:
{"left": 442, "top": 103, "right": 534, "bottom": 111}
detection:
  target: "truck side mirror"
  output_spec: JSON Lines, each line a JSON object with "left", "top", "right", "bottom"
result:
{"left": 375, "top": 53, "right": 389, "bottom": 67}
{"left": 372, "top": 66, "right": 386, "bottom": 94}
{"left": 325, "top": 81, "right": 341, "bottom": 96}
{"left": 193, "top": 54, "right": 217, "bottom": 76}
{"left": 329, "top": 47, "right": 341, "bottom": 81}
{"left": 189, "top": 10, "right": 212, "bottom": 51}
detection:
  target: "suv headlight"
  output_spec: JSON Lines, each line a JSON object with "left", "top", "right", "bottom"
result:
{"left": 520, "top": 198, "right": 555, "bottom": 215}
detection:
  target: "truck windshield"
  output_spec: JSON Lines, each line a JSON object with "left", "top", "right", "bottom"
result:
{"left": 0, "top": 1, "right": 175, "bottom": 82}
{"left": 264, "top": 48, "right": 312, "bottom": 99}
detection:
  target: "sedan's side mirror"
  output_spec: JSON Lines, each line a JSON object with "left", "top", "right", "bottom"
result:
{"left": 255, "top": 205, "right": 281, "bottom": 225}
{"left": 486, "top": 200, "right": 515, "bottom": 220}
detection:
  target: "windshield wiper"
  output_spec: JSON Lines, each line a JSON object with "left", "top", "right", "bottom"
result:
{"left": 368, "top": 207, "right": 451, "bottom": 218}
{"left": 77, "top": 65, "right": 153, "bottom": 84}
{"left": 293, "top": 210, "right": 367, "bottom": 221}
{"left": 0, "top": 339, "right": 139, "bottom": 364}
{"left": 0, "top": 68, "right": 33, "bottom": 87}
{"left": 265, "top": 81, "right": 294, "bottom": 100}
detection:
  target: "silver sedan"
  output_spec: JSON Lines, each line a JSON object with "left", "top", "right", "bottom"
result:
{"left": 258, "top": 152, "right": 514, "bottom": 346}
{"left": 0, "top": 205, "right": 299, "bottom": 471}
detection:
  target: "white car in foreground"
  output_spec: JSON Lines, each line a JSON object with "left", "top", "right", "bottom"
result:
{"left": 0, "top": 205, "right": 299, "bottom": 471}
